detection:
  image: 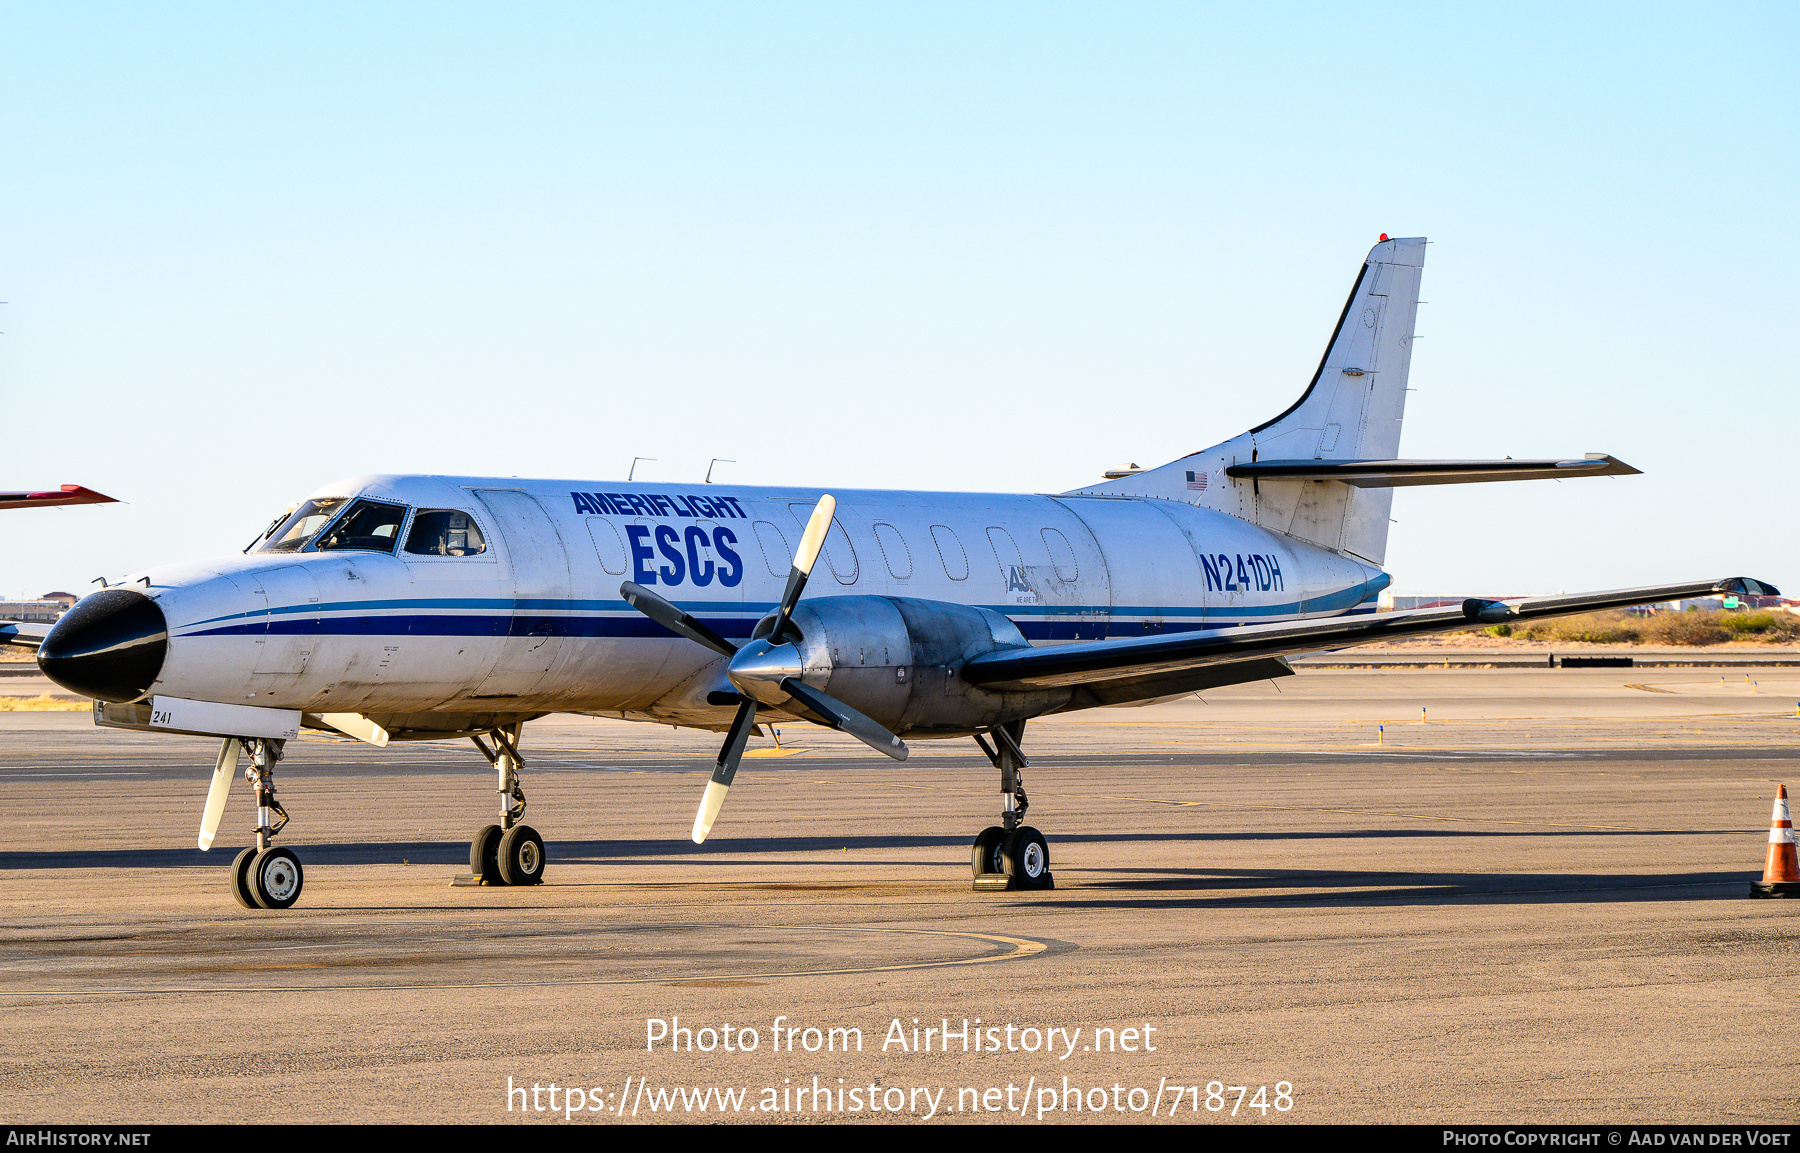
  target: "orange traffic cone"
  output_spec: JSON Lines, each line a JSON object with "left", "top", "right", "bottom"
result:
{"left": 1749, "top": 784, "right": 1800, "bottom": 898}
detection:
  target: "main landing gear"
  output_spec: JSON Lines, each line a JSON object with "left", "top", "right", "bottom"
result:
{"left": 230, "top": 738, "right": 305, "bottom": 910}
{"left": 466, "top": 723, "right": 545, "bottom": 886}
{"left": 970, "top": 720, "right": 1053, "bottom": 892}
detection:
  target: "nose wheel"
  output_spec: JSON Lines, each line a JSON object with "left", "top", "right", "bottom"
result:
{"left": 227, "top": 738, "right": 306, "bottom": 910}
{"left": 970, "top": 722, "right": 1053, "bottom": 891}
{"left": 230, "top": 847, "right": 259, "bottom": 910}
{"left": 249, "top": 847, "right": 304, "bottom": 909}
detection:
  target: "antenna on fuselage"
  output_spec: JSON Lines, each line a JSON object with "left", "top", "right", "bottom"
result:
{"left": 628, "top": 457, "right": 656, "bottom": 482}
{"left": 705, "top": 459, "right": 735, "bottom": 484}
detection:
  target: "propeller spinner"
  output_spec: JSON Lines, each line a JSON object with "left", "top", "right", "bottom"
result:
{"left": 621, "top": 494, "right": 908, "bottom": 843}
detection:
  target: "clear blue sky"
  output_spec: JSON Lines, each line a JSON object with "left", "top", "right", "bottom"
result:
{"left": 4, "top": 3, "right": 1794, "bottom": 597}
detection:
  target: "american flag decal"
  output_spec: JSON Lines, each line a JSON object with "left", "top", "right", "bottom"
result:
{"left": 1185, "top": 470, "right": 1208, "bottom": 491}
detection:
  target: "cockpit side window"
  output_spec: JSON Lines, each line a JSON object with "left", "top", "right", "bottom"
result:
{"left": 259, "top": 498, "right": 347, "bottom": 553}
{"left": 315, "top": 499, "right": 409, "bottom": 553}
{"left": 404, "top": 509, "right": 489, "bottom": 557}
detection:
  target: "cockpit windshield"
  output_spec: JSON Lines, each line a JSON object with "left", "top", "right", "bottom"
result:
{"left": 259, "top": 498, "right": 347, "bottom": 553}
{"left": 315, "top": 500, "right": 408, "bottom": 553}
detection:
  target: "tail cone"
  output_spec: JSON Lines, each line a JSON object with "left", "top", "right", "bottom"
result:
{"left": 1749, "top": 783, "right": 1800, "bottom": 898}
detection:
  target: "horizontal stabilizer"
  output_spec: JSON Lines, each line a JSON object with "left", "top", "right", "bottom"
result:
{"left": 963, "top": 576, "right": 1776, "bottom": 692}
{"left": 0, "top": 620, "right": 49, "bottom": 649}
{"left": 1224, "top": 455, "right": 1640, "bottom": 488}
{"left": 0, "top": 485, "right": 119, "bottom": 511}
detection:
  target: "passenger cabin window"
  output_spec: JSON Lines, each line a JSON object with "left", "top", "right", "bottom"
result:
{"left": 316, "top": 499, "right": 408, "bottom": 553}
{"left": 1041, "top": 528, "right": 1079, "bottom": 582}
{"left": 987, "top": 527, "right": 1024, "bottom": 585}
{"left": 586, "top": 518, "right": 626, "bottom": 575}
{"left": 404, "top": 509, "right": 488, "bottom": 557}
{"left": 931, "top": 525, "right": 968, "bottom": 581}
{"left": 788, "top": 503, "right": 858, "bottom": 585}
{"left": 873, "top": 523, "right": 912, "bottom": 580}
{"left": 752, "top": 521, "right": 792, "bottom": 577}
{"left": 260, "top": 497, "right": 347, "bottom": 553}
{"left": 823, "top": 519, "right": 859, "bottom": 584}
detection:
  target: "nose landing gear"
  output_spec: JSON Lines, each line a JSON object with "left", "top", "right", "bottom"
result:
{"left": 970, "top": 721, "right": 1053, "bottom": 892}
{"left": 228, "top": 738, "right": 303, "bottom": 910}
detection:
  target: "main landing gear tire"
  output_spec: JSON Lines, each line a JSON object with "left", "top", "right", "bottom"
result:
{"left": 1002, "top": 826, "right": 1052, "bottom": 890}
{"left": 230, "top": 847, "right": 259, "bottom": 910}
{"left": 498, "top": 825, "right": 546, "bottom": 886}
{"left": 971, "top": 826, "right": 1007, "bottom": 879}
{"left": 250, "top": 846, "right": 304, "bottom": 909}
{"left": 470, "top": 824, "right": 503, "bottom": 885}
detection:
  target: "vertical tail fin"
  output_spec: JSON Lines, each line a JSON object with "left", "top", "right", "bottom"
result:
{"left": 1073, "top": 236, "right": 1426, "bottom": 566}
{"left": 1247, "top": 235, "right": 1425, "bottom": 464}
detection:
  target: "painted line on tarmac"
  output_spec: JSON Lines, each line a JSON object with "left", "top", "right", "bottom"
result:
{"left": 0, "top": 925, "right": 1052, "bottom": 999}
{"left": 532, "top": 758, "right": 645, "bottom": 772}
{"left": 0, "top": 771, "right": 151, "bottom": 778}
{"left": 847, "top": 778, "right": 1647, "bottom": 831}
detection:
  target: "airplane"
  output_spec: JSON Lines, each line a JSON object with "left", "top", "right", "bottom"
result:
{"left": 14, "top": 236, "right": 1776, "bottom": 911}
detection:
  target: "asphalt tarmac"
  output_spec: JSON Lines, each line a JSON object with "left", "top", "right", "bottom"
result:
{"left": 0, "top": 668, "right": 1795, "bottom": 1125}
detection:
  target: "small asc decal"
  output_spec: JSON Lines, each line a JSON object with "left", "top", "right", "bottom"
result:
{"left": 1006, "top": 565, "right": 1037, "bottom": 604}
{"left": 1185, "top": 471, "right": 1209, "bottom": 492}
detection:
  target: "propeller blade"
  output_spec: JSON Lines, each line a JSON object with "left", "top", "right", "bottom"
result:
{"left": 780, "top": 678, "right": 909, "bottom": 762}
{"left": 621, "top": 581, "right": 739, "bottom": 658}
{"left": 768, "top": 494, "right": 836, "bottom": 642}
{"left": 692, "top": 697, "right": 759, "bottom": 844}
{"left": 197, "top": 738, "right": 240, "bottom": 851}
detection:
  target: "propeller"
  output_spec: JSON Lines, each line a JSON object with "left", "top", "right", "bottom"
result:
{"left": 620, "top": 494, "right": 909, "bottom": 843}
{"left": 692, "top": 697, "right": 759, "bottom": 843}
{"left": 198, "top": 737, "right": 240, "bottom": 851}
{"left": 620, "top": 581, "right": 737, "bottom": 658}
{"left": 770, "top": 494, "right": 836, "bottom": 644}
{"left": 780, "top": 678, "right": 907, "bottom": 760}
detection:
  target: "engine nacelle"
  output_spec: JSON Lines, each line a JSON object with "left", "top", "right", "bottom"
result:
{"left": 765, "top": 596, "right": 1069, "bottom": 738}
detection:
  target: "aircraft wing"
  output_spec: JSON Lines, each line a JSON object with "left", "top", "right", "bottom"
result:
{"left": 0, "top": 485, "right": 119, "bottom": 511}
{"left": 962, "top": 577, "right": 1777, "bottom": 693}
{"left": 0, "top": 621, "right": 50, "bottom": 650}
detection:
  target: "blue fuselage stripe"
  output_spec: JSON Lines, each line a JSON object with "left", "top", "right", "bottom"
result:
{"left": 173, "top": 578, "right": 1388, "bottom": 643}
{"left": 185, "top": 613, "right": 1289, "bottom": 642}
{"left": 180, "top": 572, "right": 1388, "bottom": 631}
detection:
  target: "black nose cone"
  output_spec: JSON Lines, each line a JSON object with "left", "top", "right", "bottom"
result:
{"left": 38, "top": 589, "right": 168, "bottom": 702}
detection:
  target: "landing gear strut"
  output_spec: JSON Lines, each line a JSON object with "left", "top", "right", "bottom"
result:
{"left": 970, "top": 720, "right": 1052, "bottom": 891}
{"left": 467, "top": 724, "right": 545, "bottom": 886}
{"left": 230, "top": 738, "right": 303, "bottom": 910}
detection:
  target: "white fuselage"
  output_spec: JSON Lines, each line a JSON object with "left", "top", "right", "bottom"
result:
{"left": 130, "top": 474, "right": 1387, "bottom": 732}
